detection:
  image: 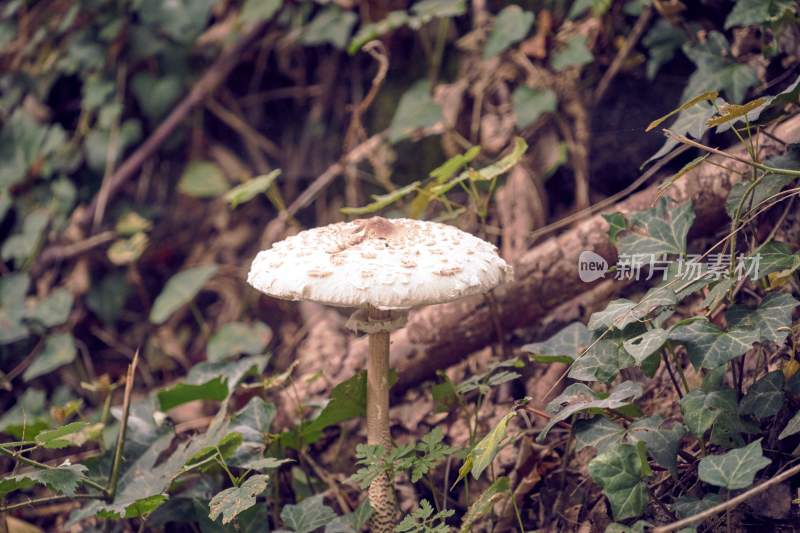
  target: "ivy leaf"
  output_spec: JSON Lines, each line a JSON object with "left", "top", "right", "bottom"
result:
{"left": 753, "top": 241, "right": 799, "bottom": 279}
{"left": 512, "top": 86, "right": 557, "bottom": 129}
{"left": 739, "top": 371, "right": 784, "bottom": 419}
{"left": 23, "top": 333, "right": 77, "bottom": 382}
{"left": 483, "top": 5, "right": 534, "bottom": 58}
{"left": 725, "top": 0, "right": 796, "bottom": 29}
{"left": 324, "top": 500, "right": 373, "bottom": 533}
{"left": 280, "top": 494, "right": 338, "bottom": 533}
{"left": 603, "top": 212, "right": 627, "bottom": 245}
{"left": 698, "top": 439, "right": 771, "bottom": 489}
{"left": 209, "top": 475, "right": 269, "bottom": 525}
{"left": 149, "top": 265, "right": 218, "bottom": 324}
{"left": 682, "top": 32, "right": 757, "bottom": 104}
{"left": 387, "top": 80, "right": 442, "bottom": 143}
{"left": 551, "top": 35, "right": 593, "bottom": 72}
{"left": 539, "top": 381, "right": 643, "bottom": 441}
{"left": 628, "top": 416, "right": 685, "bottom": 475}
{"left": 158, "top": 354, "right": 267, "bottom": 411}
{"left": 522, "top": 322, "right": 591, "bottom": 364}
{"left": 618, "top": 198, "right": 695, "bottom": 257}
{"left": 623, "top": 328, "right": 668, "bottom": 363}
{"left": 669, "top": 318, "right": 758, "bottom": 369}
{"left": 568, "top": 333, "right": 635, "bottom": 383}
{"left": 779, "top": 410, "right": 800, "bottom": 440}
{"left": 680, "top": 388, "right": 738, "bottom": 437}
{"left": 672, "top": 494, "right": 724, "bottom": 519}
{"left": 0, "top": 388, "right": 49, "bottom": 439}
{"left": 231, "top": 396, "right": 277, "bottom": 444}
{"left": 459, "top": 477, "right": 511, "bottom": 532}
{"left": 726, "top": 293, "right": 799, "bottom": 344}
{"left": 588, "top": 444, "right": 649, "bottom": 521}
{"left": 24, "top": 287, "right": 74, "bottom": 328}
{"left": 207, "top": 321, "right": 272, "bottom": 362}
{"left": 575, "top": 417, "right": 626, "bottom": 453}
{"left": 642, "top": 19, "right": 687, "bottom": 80}
{"left": 0, "top": 462, "right": 87, "bottom": 497}
{"left": 725, "top": 174, "right": 796, "bottom": 218}
{"left": 301, "top": 6, "right": 358, "bottom": 49}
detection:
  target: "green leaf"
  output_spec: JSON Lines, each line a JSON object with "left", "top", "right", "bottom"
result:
{"left": 301, "top": 6, "right": 357, "bottom": 49}
{"left": 618, "top": 198, "right": 694, "bottom": 257}
{"left": 623, "top": 328, "right": 668, "bottom": 363}
{"left": 280, "top": 494, "right": 338, "bottom": 533}
{"left": 324, "top": 500, "right": 373, "bottom": 533}
{"left": 726, "top": 293, "right": 799, "bottom": 344}
{"left": 387, "top": 80, "right": 442, "bottom": 143}
{"left": 23, "top": 333, "right": 77, "bottom": 381}
{"left": 0, "top": 462, "right": 87, "bottom": 498}
{"left": 603, "top": 212, "right": 627, "bottom": 245}
{"left": 539, "top": 381, "right": 643, "bottom": 441}
{"left": 410, "top": 427, "right": 457, "bottom": 482}
{"left": 483, "top": 6, "right": 534, "bottom": 58}
{"left": 36, "top": 421, "right": 102, "bottom": 449}
{"left": 575, "top": 417, "right": 626, "bottom": 453}
{"left": 628, "top": 416, "right": 685, "bottom": 474}
{"left": 739, "top": 371, "right": 784, "bottom": 419}
{"left": 642, "top": 19, "right": 687, "bottom": 80}
{"left": 725, "top": 174, "right": 796, "bottom": 219}
{"left": 396, "top": 499, "right": 453, "bottom": 533}
{"left": 679, "top": 388, "right": 738, "bottom": 437}
{"left": 209, "top": 474, "right": 269, "bottom": 525}
{"left": 207, "top": 321, "right": 272, "bottom": 362}
{"left": 550, "top": 35, "right": 594, "bottom": 72}
{"left": 569, "top": 331, "right": 635, "bottom": 383}
{"left": 459, "top": 477, "right": 511, "bottom": 532}
{"left": 430, "top": 137, "right": 527, "bottom": 195}
{"left": 647, "top": 100, "right": 716, "bottom": 163}
{"left": 672, "top": 494, "right": 724, "bottom": 519}
{"left": 340, "top": 181, "right": 420, "bottom": 216}
{"left": 178, "top": 161, "right": 229, "bottom": 199}
{"left": 431, "top": 374, "right": 460, "bottom": 412}
{"left": 86, "top": 271, "right": 131, "bottom": 324}
{"left": 588, "top": 444, "right": 648, "bottom": 521}
{"left": 0, "top": 388, "right": 49, "bottom": 439}
{"left": 779, "top": 410, "right": 800, "bottom": 440}
{"left": 130, "top": 73, "right": 183, "bottom": 121}
{"left": 522, "top": 322, "right": 591, "bottom": 363}
{"left": 669, "top": 318, "right": 758, "bottom": 369}
{"left": 149, "top": 265, "right": 218, "bottom": 324}
{"left": 725, "top": 0, "right": 796, "bottom": 29}
{"left": 242, "top": 457, "right": 293, "bottom": 471}
{"left": 512, "top": 86, "right": 557, "bottom": 129}
{"left": 224, "top": 170, "right": 281, "bottom": 208}
{"left": 698, "top": 439, "right": 770, "bottom": 490}
{"left": 24, "top": 288, "right": 74, "bottom": 328}
{"left": 348, "top": 11, "right": 410, "bottom": 55}
{"left": 683, "top": 32, "right": 757, "bottom": 104}
{"left": 468, "top": 410, "right": 516, "bottom": 480}
{"left": 2, "top": 209, "right": 49, "bottom": 266}
{"left": 158, "top": 355, "right": 268, "bottom": 410}
{"left": 239, "top": 0, "right": 282, "bottom": 25}
{"left": 752, "top": 241, "right": 799, "bottom": 279}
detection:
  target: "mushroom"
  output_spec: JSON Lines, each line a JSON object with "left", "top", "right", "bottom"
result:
{"left": 246, "top": 216, "right": 513, "bottom": 530}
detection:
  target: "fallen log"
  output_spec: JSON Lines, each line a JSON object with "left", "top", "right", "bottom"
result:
{"left": 352, "top": 116, "right": 800, "bottom": 393}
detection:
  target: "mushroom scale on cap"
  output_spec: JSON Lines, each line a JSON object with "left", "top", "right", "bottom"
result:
{"left": 247, "top": 217, "right": 513, "bottom": 310}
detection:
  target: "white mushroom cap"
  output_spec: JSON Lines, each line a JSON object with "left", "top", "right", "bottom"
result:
{"left": 247, "top": 217, "right": 513, "bottom": 310}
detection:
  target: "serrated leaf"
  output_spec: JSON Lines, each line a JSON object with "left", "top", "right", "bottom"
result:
{"left": 588, "top": 444, "right": 648, "bottom": 521}
{"left": 628, "top": 416, "right": 685, "bottom": 474}
{"left": 618, "top": 198, "right": 695, "bottom": 257}
{"left": 551, "top": 35, "right": 593, "bottom": 72}
{"left": 574, "top": 417, "right": 626, "bottom": 453}
{"left": 483, "top": 5, "right": 534, "bottom": 58}
{"left": 669, "top": 318, "right": 758, "bottom": 369}
{"left": 739, "top": 371, "right": 784, "bottom": 419}
{"left": 726, "top": 292, "right": 799, "bottom": 344}
{"left": 459, "top": 477, "right": 511, "bottom": 532}
{"left": 522, "top": 322, "right": 591, "bottom": 363}
{"left": 36, "top": 421, "right": 102, "bottom": 449}
{"left": 623, "top": 328, "right": 668, "bottom": 363}
{"left": 698, "top": 439, "right": 770, "bottom": 489}
{"left": 207, "top": 321, "right": 272, "bottom": 362}
{"left": 539, "top": 381, "right": 643, "bottom": 441}
{"left": 280, "top": 494, "right": 338, "bottom": 533}
{"left": 387, "top": 80, "right": 442, "bottom": 143}
{"left": 0, "top": 462, "right": 87, "bottom": 497}
{"left": 23, "top": 333, "right": 77, "bottom": 381}
{"left": 149, "top": 265, "right": 218, "bottom": 324}
{"left": 178, "top": 161, "right": 229, "bottom": 198}
{"left": 209, "top": 474, "right": 269, "bottom": 525}
{"left": 225, "top": 170, "right": 281, "bottom": 209}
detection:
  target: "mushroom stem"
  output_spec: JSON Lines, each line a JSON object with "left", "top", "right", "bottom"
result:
{"left": 366, "top": 306, "right": 396, "bottom": 531}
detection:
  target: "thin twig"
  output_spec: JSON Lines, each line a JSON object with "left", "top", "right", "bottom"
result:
{"left": 0, "top": 494, "right": 104, "bottom": 513}
{"left": 653, "top": 461, "right": 800, "bottom": 532}
{"left": 594, "top": 5, "right": 653, "bottom": 104}
{"left": 107, "top": 350, "right": 139, "bottom": 501}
